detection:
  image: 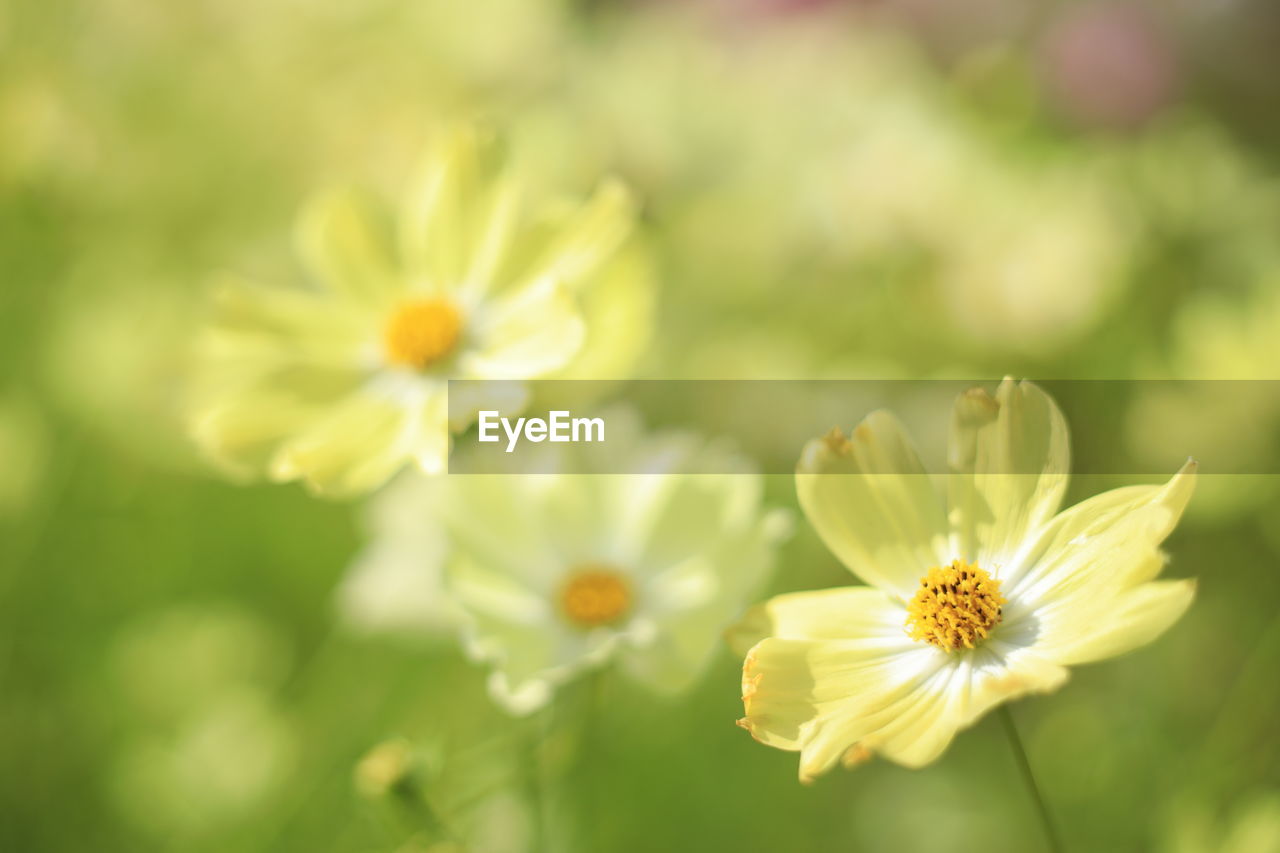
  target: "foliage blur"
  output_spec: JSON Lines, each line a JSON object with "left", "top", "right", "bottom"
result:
{"left": 3, "top": 0, "right": 1280, "bottom": 850}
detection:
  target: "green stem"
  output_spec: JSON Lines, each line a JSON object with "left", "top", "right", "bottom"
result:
{"left": 580, "top": 670, "right": 607, "bottom": 852}
{"left": 999, "top": 706, "right": 1065, "bottom": 853}
{"left": 526, "top": 716, "right": 551, "bottom": 853}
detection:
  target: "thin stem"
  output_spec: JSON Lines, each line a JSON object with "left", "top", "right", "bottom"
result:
{"left": 526, "top": 713, "right": 551, "bottom": 853}
{"left": 999, "top": 706, "right": 1065, "bottom": 853}
{"left": 580, "top": 670, "right": 607, "bottom": 852}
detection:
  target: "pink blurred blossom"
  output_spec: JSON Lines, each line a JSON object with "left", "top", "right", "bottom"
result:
{"left": 1041, "top": 3, "right": 1180, "bottom": 130}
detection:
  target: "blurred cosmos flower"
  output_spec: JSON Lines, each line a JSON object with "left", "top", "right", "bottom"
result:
{"left": 187, "top": 124, "right": 638, "bottom": 496}
{"left": 730, "top": 379, "right": 1196, "bottom": 781}
{"left": 438, "top": 418, "right": 790, "bottom": 714}
{"left": 337, "top": 408, "right": 695, "bottom": 641}
{"left": 336, "top": 405, "right": 707, "bottom": 642}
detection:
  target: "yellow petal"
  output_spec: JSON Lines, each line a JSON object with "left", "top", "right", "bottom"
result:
{"left": 445, "top": 546, "right": 618, "bottom": 715}
{"left": 796, "top": 411, "right": 949, "bottom": 598}
{"left": 188, "top": 325, "right": 366, "bottom": 481}
{"left": 410, "top": 386, "right": 453, "bottom": 475}
{"left": 828, "top": 663, "right": 968, "bottom": 771}
{"left": 191, "top": 385, "right": 325, "bottom": 479}
{"left": 740, "top": 635, "right": 954, "bottom": 779}
{"left": 1035, "top": 579, "right": 1196, "bottom": 666}
{"left": 399, "top": 124, "right": 505, "bottom": 290}
{"left": 439, "top": 476, "right": 566, "bottom": 591}
{"left": 548, "top": 240, "right": 656, "bottom": 383}
{"left": 626, "top": 507, "right": 788, "bottom": 693}
{"left": 462, "top": 179, "right": 522, "bottom": 296}
{"left": 207, "top": 276, "right": 372, "bottom": 368}
{"left": 947, "top": 378, "right": 1070, "bottom": 566}
{"left": 740, "top": 636, "right": 937, "bottom": 754}
{"left": 1006, "top": 460, "right": 1197, "bottom": 605}
{"left": 960, "top": 643, "right": 1070, "bottom": 728}
{"left": 520, "top": 178, "right": 635, "bottom": 289}
{"left": 460, "top": 276, "right": 585, "bottom": 379}
{"left": 295, "top": 189, "right": 400, "bottom": 304}
{"left": 739, "top": 632, "right": 1069, "bottom": 780}
{"left": 268, "top": 391, "right": 419, "bottom": 497}
{"left": 727, "top": 586, "right": 904, "bottom": 657}
{"left": 797, "top": 644, "right": 1066, "bottom": 777}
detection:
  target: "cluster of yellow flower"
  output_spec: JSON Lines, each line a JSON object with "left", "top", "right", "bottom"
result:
{"left": 184, "top": 125, "right": 1197, "bottom": 807}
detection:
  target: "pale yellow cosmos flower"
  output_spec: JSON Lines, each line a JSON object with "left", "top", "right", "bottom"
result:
{"left": 188, "top": 124, "right": 636, "bottom": 497}
{"left": 730, "top": 379, "right": 1196, "bottom": 782}
{"left": 443, "top": 417, "right": 790, "bottom": 715}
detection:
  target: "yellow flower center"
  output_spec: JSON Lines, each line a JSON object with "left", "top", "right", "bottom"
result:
{"left": 559, "top": 566, "right": 631, "bottom": 629}
{"left": 905, "top": 559, "right": 1006, "bottom": 651}
{"left": 383, "top": 298, "right": 462, "bottom": 369}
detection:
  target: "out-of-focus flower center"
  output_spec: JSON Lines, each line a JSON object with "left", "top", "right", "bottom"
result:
{"left": 559, "top": 565, "right": 631, "bottom": 628}
{"left": 383, "top": 298, "right": 462, "bottom": 369}
{"left": 905, "top": 559, "right": 1006, "bottom": 651}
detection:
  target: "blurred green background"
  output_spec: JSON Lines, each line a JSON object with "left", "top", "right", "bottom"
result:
{"left": 3, "top": 0, "right": 1280, "bottom": 850}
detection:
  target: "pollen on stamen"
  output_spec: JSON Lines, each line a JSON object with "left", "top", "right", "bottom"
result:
{"left": 383, "top": 297, "right": 462, "bottom": 369}
{"left": 559, "top": 565, "right": 632, "bottom": 629}
{"left": 905, "top": 559, "right": 1006, "bottom": 651}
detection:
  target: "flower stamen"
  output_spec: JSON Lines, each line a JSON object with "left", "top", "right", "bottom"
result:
{"left": 383, "top": 298, "right": 462, "bottom": 369}
{"left": 905, "top": 559, "right": 1005, "bottom": 651}
{"left": 560, "top": 565, "right": 631, "bottom": 628}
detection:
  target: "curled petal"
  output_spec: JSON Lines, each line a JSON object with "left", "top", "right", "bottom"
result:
{"left": 948, "top": 379, "right": 1070, "bottom": 566}
{"left": 796, "top": 411, "right": 949, "bottom": 599}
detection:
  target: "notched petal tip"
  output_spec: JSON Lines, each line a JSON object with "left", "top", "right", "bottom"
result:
{"left": 841, "top": 743, "right": 875, "bottom": 769}
{"left": 954, "top": 377, "right": 1054, "bottom": 427}
{"left": 734, "top": 708, "right": 775, "bottom": 748}
{"left": 822, "top": 426, "right": 850, "bottom": 454}
{"left": 795, "top": 429, "right": 847, "bottom": 474}
{"left": 798, "top": 410, "right": 910, "bottom": 472}
{"left": 951, "top": 386, "right": 1000, "bottom": 435}
{"left": 962, "top": 385, "right": 999, "bottom": 407}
